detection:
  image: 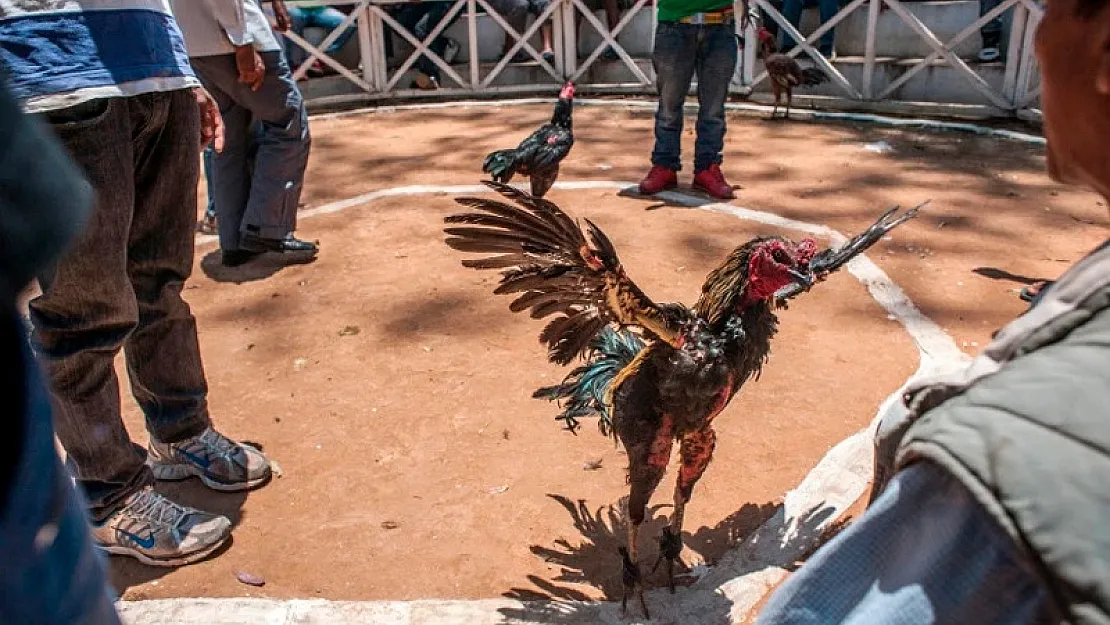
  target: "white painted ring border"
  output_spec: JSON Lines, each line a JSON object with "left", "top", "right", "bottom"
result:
{"left": 167, "top": 181, "right": 969, "bottom": 624}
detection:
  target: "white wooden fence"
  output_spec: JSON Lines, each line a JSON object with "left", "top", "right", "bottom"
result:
{"left": 284, "top": 0, "right": 1042, "bottom": 117}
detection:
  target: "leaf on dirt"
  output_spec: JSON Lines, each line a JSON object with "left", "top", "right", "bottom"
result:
{"left": 583, "top": 458, "right": 604, "bottom": 471}
{"left": 501, "top": 429, "right": 511, "bottom": 440}
{"left": 339, "top": 325, "right": 361, "bottom": 337}
{"left": 381, "top": 520, "right": 400, "bottom": 530}
{"left": 487, "top": 485, "right": 510, "bottom": 495}
{"left": 271, "top": 460, "right": 284, "bottom": 478}
{"left": 293, "top": 358, "right": 308, "bottom": 371}
{"left": 235, "top": 571, "right": 266, "bottom": 587}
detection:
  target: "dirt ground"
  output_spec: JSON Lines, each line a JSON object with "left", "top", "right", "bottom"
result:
{"left": 112, "top": 103, "right": 1106, "bottom": 604}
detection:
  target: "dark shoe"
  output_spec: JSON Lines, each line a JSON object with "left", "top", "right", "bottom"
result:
{"left": 221, "top": 249, "right": 261, "bottom": 267}
{"left": 196, "top": 213, "right": 217, "bottom": 235}
{"left": 692, "top": 164, "right": 736, "bottom": 200}
{"left": 542, "top": 50, "right": 556, "bottom": 65}
{"left": 601, "top": 47, "right": 620, "bottom": 61}
{"left": 241, "top": 233, "right": 319, "bottom": 254}
{"left": 638, "top": 165, "right": 678, "bottom": 195}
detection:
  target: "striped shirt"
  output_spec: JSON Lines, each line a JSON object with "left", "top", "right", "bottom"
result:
{"left": 0, "top": 0, "right": 199, "bottom": 112}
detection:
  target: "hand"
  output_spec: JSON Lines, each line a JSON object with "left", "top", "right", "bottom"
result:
{"left": 235, "top": 44, "right": 265, "bottom": 91}
{"left": 194, "top": 87, "right": 225, "bottom": 152}
{"left": 270, "top": 0, "right": 292, "bottom": 32}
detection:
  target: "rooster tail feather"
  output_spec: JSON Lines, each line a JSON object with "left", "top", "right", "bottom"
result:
{"left": 533, "top": 327, "right": 645, "bottom": 436}
{"left": 799, "top": 67, "right": 829, "bottom": 87}
{"left": 483, "top": 149, "right": 519, "bottom": 183}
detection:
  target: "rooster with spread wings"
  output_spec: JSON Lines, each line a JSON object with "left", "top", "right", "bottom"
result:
{"left": 444, "top": 182, "right": 924, "bottom": 617}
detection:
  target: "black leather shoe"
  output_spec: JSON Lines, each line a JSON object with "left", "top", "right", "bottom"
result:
{"left": 221, "top": 249, "right": 262, "bottom": 267}
{"left": 241, "top": 233, "right": 319, "bottom": 254}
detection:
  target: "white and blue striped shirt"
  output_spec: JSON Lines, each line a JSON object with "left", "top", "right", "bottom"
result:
{"left": 0, "top": 0, "right": 199, "bottom": 112}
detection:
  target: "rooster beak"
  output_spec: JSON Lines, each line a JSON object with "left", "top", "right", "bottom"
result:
{"left": 787, "top": 268, "right": 815, "bottom": 288}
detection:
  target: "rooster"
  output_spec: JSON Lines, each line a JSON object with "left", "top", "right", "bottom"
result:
{"left": 757, "top": 27, "right": 830, "bottom": 120}
{"left": 444, "top": 182, "right": 924, "bottom": 617}
{"left": 482, "top": 82, "right": 575, "bottom": 198}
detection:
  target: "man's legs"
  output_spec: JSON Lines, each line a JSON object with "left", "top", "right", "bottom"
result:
{"left": 315, "top": 7, "right": 359, "bottom": 54}
{"left": 978, "top": 0, "right": 1004, "bottom": 60}
{"left": 190, "top": 53, "right": 313, "bottom": 256}
{"left": 650, "top": 22, "right": 697, "bottom": 171}
{"left": 485, "top": 0, "right": 531, "bottom": 60}
{"left": 780, "top": 0, "right": 807, "bottom": 51}
{"left": 816, "top": 0, "right": 838, "bottom": 56}
{"left": 125, "top": 90, "right": 212, "bottom": 444}
{"left": 30, "top": 97, "right": 154, "bottom": 520}
{"left": 692, "top": 23, "right": 739, "bottom": 173}
{"left": 285, "top": 6, "right": 309, "bottom": 68}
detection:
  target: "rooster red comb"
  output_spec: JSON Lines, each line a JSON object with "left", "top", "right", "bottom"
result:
{"left": 757, "top": 27, "right": 774, "bottom": 43}
{"left": 559, "top": 82, "right": 576, "bottom": 99}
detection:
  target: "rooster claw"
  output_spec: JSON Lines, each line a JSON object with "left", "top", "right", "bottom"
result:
{"left": 619, "top": 546, "right": 650, "bottom": 619}
{"left": 652, "top": 527, "right": 684, "bottom": 594}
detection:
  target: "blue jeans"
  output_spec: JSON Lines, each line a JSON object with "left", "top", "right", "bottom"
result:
{"left": 979, "top": 0, "right": 1003, "bottom": 46}
{"left": 385, "top": 3, "right": 461, "bottom": 81}
{"left": 286, "top": 6, "right": 357, "bottom": 68}
{"left": 780, "top": 0, "right": 838, "bottom": 56}
{"left": 650, "top": 21, "right": 738, "bottom": 172}
{"left": 190, "top": 51, "right": 311, "bottom": 252}
{"left": 31, "top": 91, "right": 212, "bottom": 519}
{"left": 203, "top": 145, "right": 216, "bottom": 219}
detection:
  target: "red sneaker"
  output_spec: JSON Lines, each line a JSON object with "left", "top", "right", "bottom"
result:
{"left": 692, "top": 164, "right": 736, "bottom": 200}
{"left": 638, "top": 165, "right": 678, "bottom": 195}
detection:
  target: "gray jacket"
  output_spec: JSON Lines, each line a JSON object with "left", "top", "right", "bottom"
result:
{"left": 874, "top": 240, "right": 1110, "bottom": 624}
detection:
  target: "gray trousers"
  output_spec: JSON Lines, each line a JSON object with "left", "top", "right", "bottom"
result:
{"left": 189, "top": 51, "right": 311, "bottom": 252}
{"left": 30, "top": 90, "right": 212, "bottom": 520}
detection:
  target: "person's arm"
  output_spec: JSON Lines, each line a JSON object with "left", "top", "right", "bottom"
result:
{"left": 756, "top": 462, "right": 1057, "bottom": 624}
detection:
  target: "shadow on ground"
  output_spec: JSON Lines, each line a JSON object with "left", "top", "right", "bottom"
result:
{"left": 496, "top": 499, "right": 851, "bottom": 624}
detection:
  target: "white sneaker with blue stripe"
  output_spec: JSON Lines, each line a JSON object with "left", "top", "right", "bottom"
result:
{"left": 148, "top": 426, "right": 271, "bottom": 492}
{"left": 91, "top": 487, "right": 231, "bottom": 567}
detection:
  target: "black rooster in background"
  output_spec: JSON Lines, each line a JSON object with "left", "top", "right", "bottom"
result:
{"left": 445, "top": 181, "right": 926, "bottom": 618}
{"left": 482, "top": 82, "right": 575, "bottom": 198}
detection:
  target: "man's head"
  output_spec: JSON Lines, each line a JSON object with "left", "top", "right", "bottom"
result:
{"left": 1036, "top": 0, "right": 1110, "bottom": 198}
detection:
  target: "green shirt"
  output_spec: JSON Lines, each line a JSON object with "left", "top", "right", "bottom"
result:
{"left": 656, "top": 0, "right": 734, "bottom": 23}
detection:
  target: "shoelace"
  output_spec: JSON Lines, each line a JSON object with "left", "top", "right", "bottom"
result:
{"left": 194, "top": 428, "right": 241, "bottom": 463}
{"left": 127, "top": 489, "right": 187, "bottom": 529}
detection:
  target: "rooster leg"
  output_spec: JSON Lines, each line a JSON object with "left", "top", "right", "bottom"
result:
{"left": 656, "top": 427, "right": 718, "bottom": 593}
{"left": 621, "top": 418, "right": 674, "bottom": 617}
{"left": 769, "top": 84, "right": 781, "bottom": 119}
{"left": 785, "top": 88, "right": 793, "bottom": 120}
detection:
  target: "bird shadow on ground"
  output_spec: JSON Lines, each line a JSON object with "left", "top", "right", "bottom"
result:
{"left": 972, "top": 266, "right": 1046, "bottom": 286}
{"left": 497, "top": 497, "right": 853, "bottom": 624}
{"left": 198, "top": 249, "right": 317, "bottom": 284}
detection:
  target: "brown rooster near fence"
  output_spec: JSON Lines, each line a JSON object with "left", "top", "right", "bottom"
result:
{"left": 758, "top": 27, "right": 830, "bottom": 120}
{"left": 444, "top": 181, "right": 924, "bottom": 617}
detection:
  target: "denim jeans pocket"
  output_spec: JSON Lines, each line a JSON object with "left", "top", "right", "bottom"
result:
{"left": 41, "top": 98, "right": 116, "bottom": 132}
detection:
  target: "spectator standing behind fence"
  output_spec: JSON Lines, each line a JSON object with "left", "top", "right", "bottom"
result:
{"left": 384, "top": 1, "right": 462, "bottom": 90}
{"left": 978, "top": 0, "right": 1004, "bottom": 60}
{"left": 0, "top": 0, "right": 273, "bottom": 567}
{"left": 173, "top": 0, "right": 319, "bottom": 268}
{"left": 285, "top": 4, "right": 358, "bottom": 76}
{"left": 780, "top": 0, "right": 839, "bottom": 57}
{"left": 638, "top": 0, "right": 739, "bottom": 199}
{"left": 756, "top": 0, "right": 1110, "bottom": 620}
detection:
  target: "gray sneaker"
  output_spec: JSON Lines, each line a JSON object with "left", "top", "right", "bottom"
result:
{"left": 92, "top": 487, "right": 231, "bottom": 567}
{"left": 148, "top": 427, "right": 271, "bottom": 492}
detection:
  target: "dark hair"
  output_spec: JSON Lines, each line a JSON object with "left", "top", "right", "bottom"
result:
{"left": 1077, "top": 0, "right": 1109, "bottom": 18}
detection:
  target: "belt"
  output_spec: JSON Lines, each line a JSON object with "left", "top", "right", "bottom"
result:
{"left": 677, "top": 7, "right": 734, "bottom": 24}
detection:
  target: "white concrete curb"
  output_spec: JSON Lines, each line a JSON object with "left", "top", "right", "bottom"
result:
{"left": 165, "top": 180, "right": 969, "bottom": 624}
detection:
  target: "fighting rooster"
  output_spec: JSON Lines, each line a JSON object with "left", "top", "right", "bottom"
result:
{"left": 757, "top": 27, "right": 830, "bottom": 120}
{"left": 444, "top": 182, "right": 924, "bottom": 616}
{"left": 482, "top": 82, "right": 575, "bottom": 198}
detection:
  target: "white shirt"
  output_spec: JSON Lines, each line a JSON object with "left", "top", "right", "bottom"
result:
{"left": 170, "top": 0, "right": 283, "bottom": 58}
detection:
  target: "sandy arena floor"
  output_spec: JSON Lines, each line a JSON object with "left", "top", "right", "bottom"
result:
{"left": 112, "top": 102, "right": 1105, "bottom": 604}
